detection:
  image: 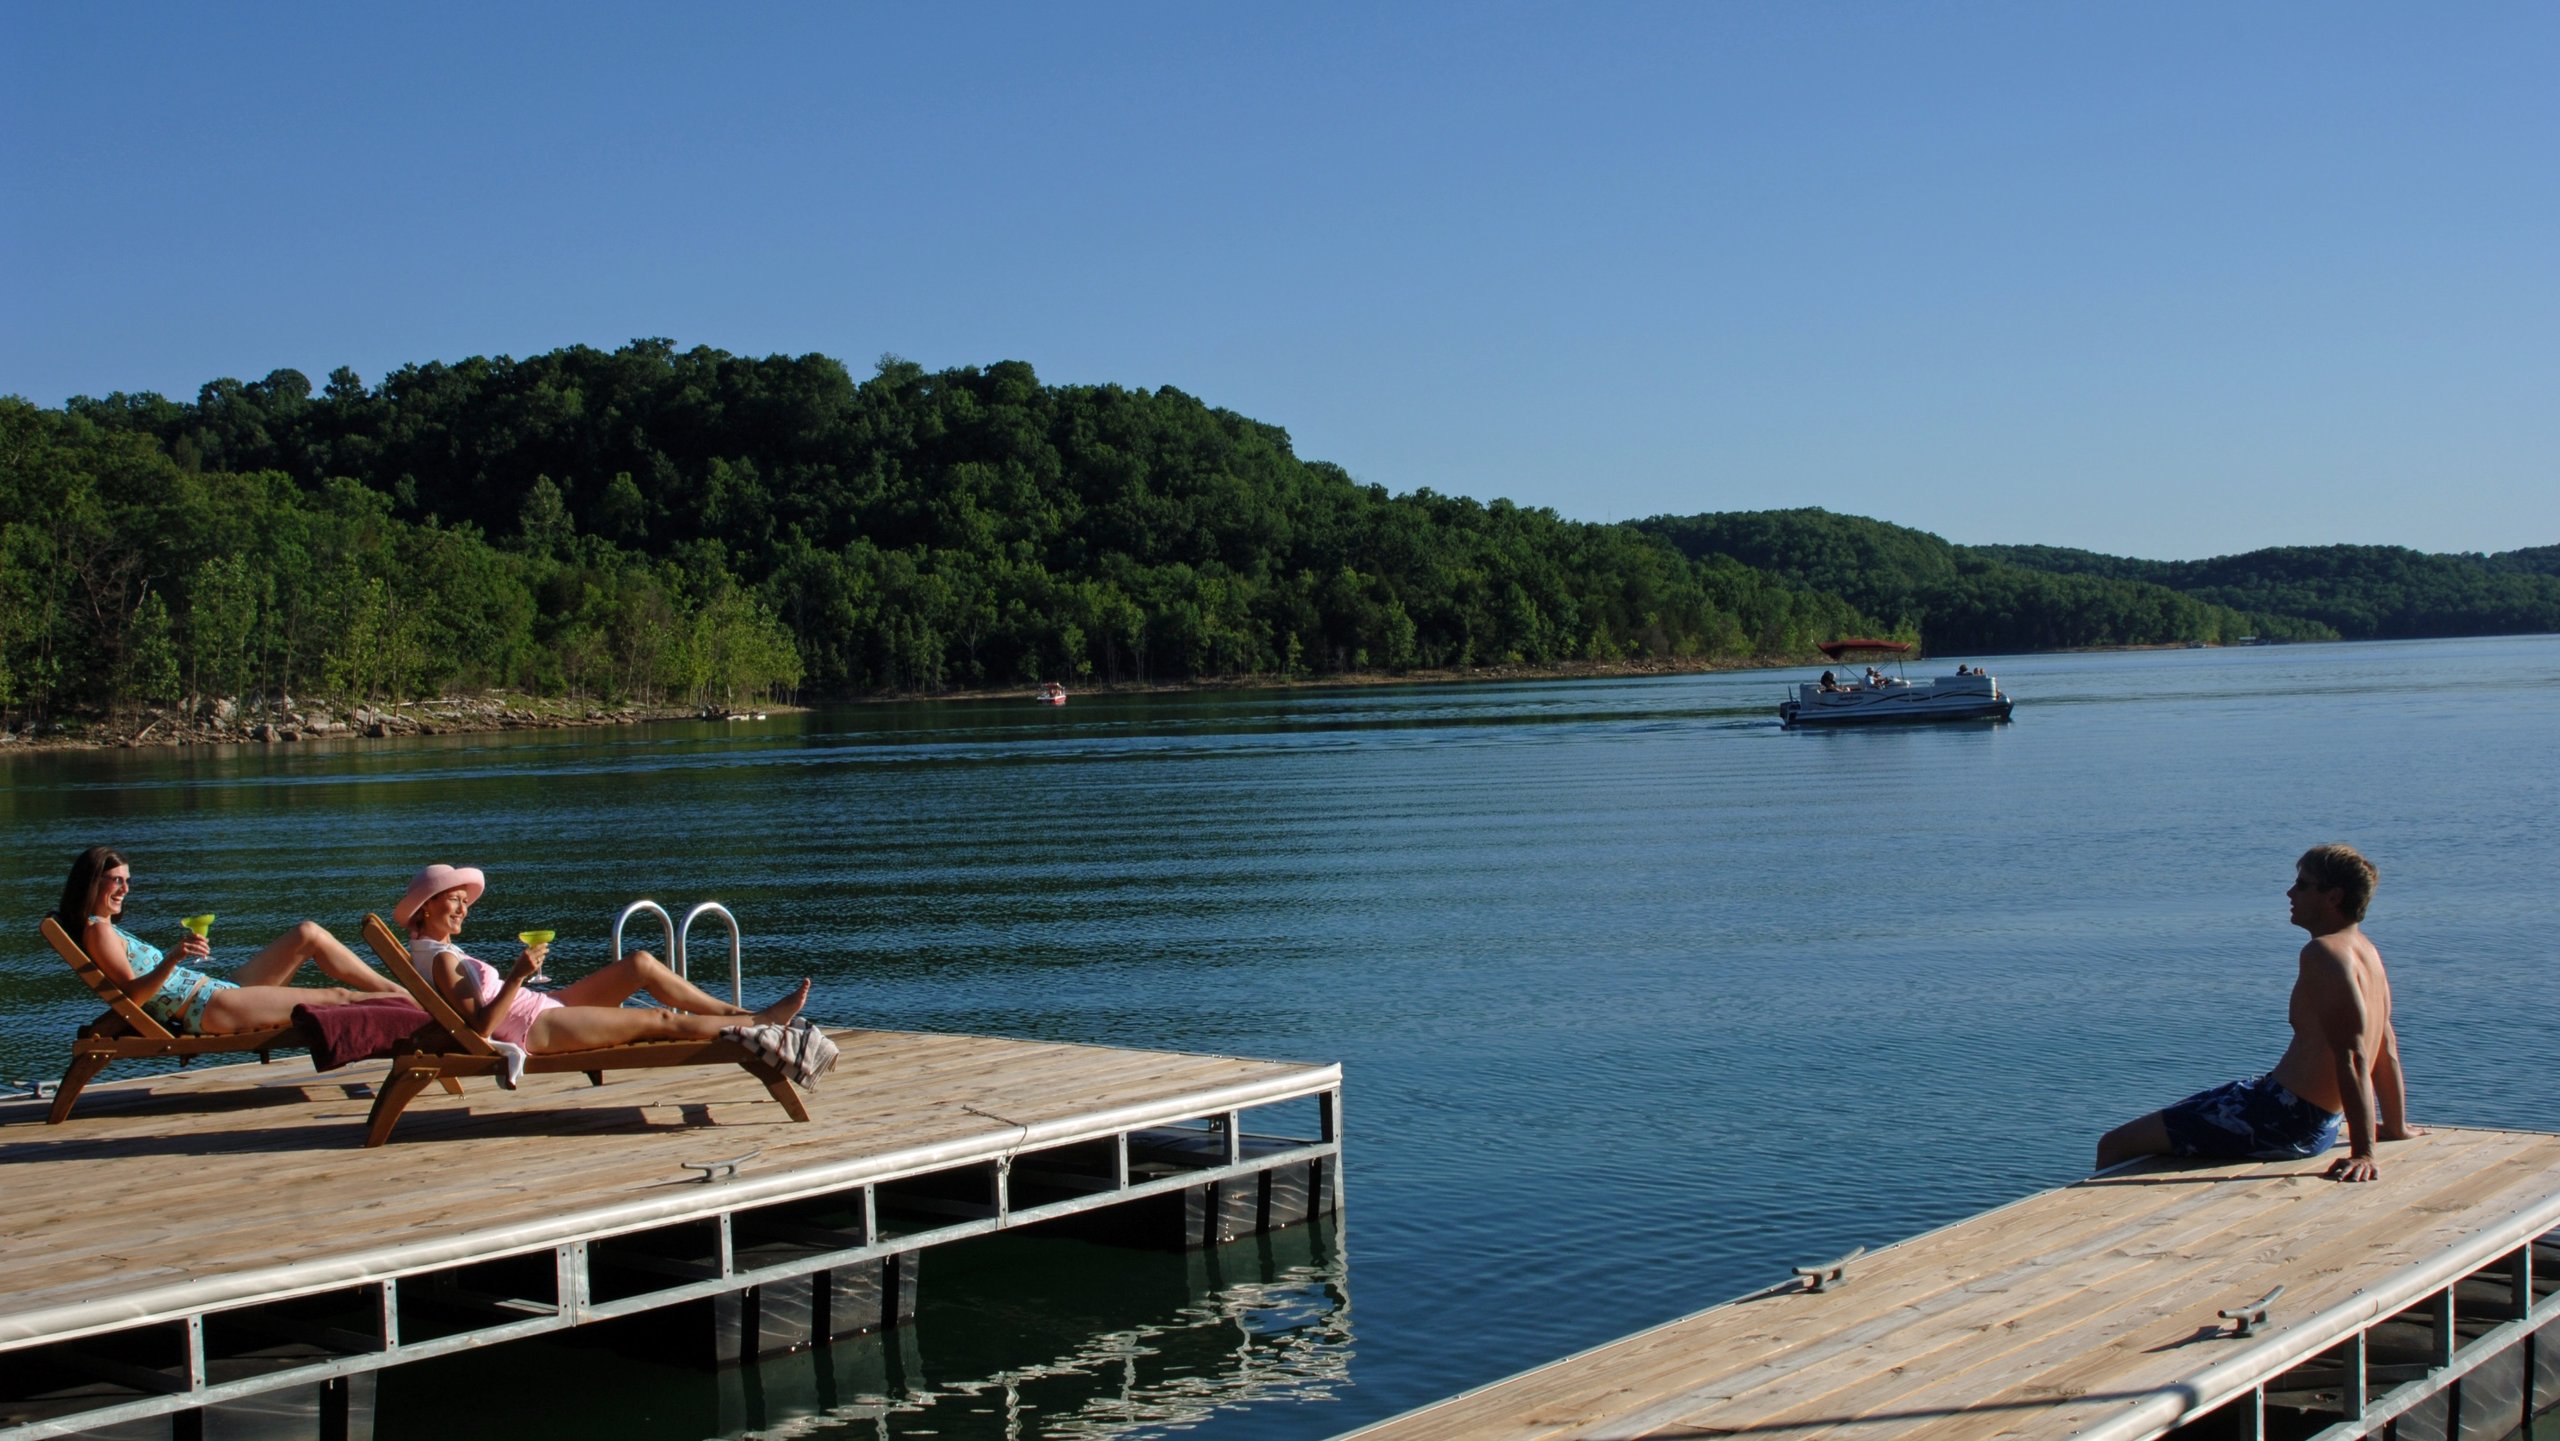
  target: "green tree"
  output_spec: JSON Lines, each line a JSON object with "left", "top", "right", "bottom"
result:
{"left": 185, "top": 553, "right": 265, "bottom": 698}
{"left": 120, "top": 587, "right": 182, "bottom": 709}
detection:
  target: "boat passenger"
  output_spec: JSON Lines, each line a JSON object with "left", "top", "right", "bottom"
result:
{"left": 396, "top": 864, "right": 809, "bottom": 1059}
{"left": 2093, "top": 844, "right": 2420, "bottom": 1182}
{"left": 55, "top": 845, "right": 408, "bottom": 1034}
{"left": 1818, "top": 670, "right": 1839, "bottom": 692}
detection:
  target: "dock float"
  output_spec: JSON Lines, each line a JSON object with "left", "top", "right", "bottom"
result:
{"left": 1342, "top": 1126, "right": 2559, "bottom": 1441}
{"left": 0, "top": 1028, "right": 1341, "bottom": 1440}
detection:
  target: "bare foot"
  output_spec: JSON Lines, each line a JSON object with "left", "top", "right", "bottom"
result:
{"left": 751, "top": 979, "right": 811, "bottom": 1028}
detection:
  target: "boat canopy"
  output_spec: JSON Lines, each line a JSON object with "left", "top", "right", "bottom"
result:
{"left": 1815, "top": 638, "right": 1914, "bottom": 660}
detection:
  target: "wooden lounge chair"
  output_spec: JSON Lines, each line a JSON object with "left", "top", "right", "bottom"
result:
{"left": 40, "top": 915, "right": 301, "bottom": 1123}
{"left": 356, "top": 913, "right": 811, "bottom": 1147}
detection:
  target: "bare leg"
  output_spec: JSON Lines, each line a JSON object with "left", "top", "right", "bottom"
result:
{"left": 527, "top": 980, "right": 812, "bottom": 1053}
{"left": 200, "top": 985, "right": 380, "bottom": 1033}
{"left": 229, "top": 922, "right": 405, "bottom": 994}
{"left": 2095, "top": 1112, "right": 2173, "bottom": 1171}
{"left": 551, "top": 949, "right": 768, "bottom": 1015}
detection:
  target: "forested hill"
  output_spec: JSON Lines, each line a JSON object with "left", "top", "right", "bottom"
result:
{"left": 15, "top": 342, "right": 2548, "bottom": 732}
{"left": 1637, "top": 510, "right": 2333, "bottom": 653}
{"left": 3, "top": 342, "right": 1874, "bottom": 726}
{"left": 1970, "top": 542, "right": 2560, "bottom": 639}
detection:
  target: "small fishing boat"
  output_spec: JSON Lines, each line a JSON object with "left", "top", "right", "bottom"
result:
{"left": 1778, "top": 640, "right": 2014, "bottom": 729}
{"left": 1037, "top": 683, "right": 1068, "bottom": 706}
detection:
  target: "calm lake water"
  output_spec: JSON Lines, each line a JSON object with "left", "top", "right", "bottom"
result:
{"left": 5, "top": 636, "right": 2556, "bottom": 1440}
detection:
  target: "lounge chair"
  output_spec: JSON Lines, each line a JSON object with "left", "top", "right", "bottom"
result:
{"left": 39, "top": 915, "right": 301, "bottom": 1123}
{"left": 355, "top": 913, "right": 811, "bottom": 1146}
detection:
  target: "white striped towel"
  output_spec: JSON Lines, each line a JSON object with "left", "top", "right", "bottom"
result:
{"left": 719, "top": 1018, "right": 839, "bottom": 1088}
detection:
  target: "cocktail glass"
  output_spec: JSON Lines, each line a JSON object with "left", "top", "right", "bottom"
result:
{"left": 518, "top": 930, "right": 557, "bottom": 986}
{"left": 181, "top": 914, "right": 215, "bottom": 939}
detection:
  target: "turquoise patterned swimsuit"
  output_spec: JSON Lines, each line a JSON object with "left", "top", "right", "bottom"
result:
{"left": 95, "top": 918, "right": 235, "bottom": 1035}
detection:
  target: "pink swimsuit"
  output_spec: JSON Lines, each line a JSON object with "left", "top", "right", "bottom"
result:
{"left": 412, "top": 939, "right": 560, "bottom": 1046}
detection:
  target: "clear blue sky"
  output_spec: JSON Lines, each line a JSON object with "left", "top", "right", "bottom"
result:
{"left": 6, "top": 4, "right": 2553, "bottom": 559}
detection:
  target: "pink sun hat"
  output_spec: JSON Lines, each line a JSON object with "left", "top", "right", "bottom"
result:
{"left": 396, "top": 863, "right": 487, "bottom": 927}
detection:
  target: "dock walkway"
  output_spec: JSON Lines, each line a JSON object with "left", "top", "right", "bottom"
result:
{"left": 0, "top": 1028, "right": 1341, "bottom": 1439}
{"left": 1344, "top": 1127, "right": 2560, "bottom": 1441}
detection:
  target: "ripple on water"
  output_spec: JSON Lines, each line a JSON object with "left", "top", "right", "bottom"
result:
{"left": 3, "top": 639, "right": 2556, "bottom": 1441}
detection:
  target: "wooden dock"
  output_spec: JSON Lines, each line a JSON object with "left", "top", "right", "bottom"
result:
{"left": 1342, "top": 1127, "right": 2560, "bottom": 1441}
{"left": 0, "top": 1029, "right": 1341, "bottom": 1439}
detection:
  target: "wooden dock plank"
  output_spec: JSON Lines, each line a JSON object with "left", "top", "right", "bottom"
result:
{"left": 1749, "top": 1140, "right": 2548, "bottom": 1439}
{"left": 1371, "top": 1165, "right": 2295, "bottom": 1441}
{"left": 1342, "top": 1128, "right": 2560, "bottom": 1441}
{"left": 0, "top": 1028, "right": 1338, "bottom": 1347}
{"left": 1724, "top": 1134, "right": 2544, "bottom": 1436}
{"left": 1362, "top": 1188, "right": 2210, "bottom": 1441}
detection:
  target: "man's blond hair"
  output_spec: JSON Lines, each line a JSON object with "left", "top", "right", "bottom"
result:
{"left": 2298, "top": 843, "right": 2379, "bottom": 923}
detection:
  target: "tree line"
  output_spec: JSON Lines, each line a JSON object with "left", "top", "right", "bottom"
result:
{"left": 1636, "top": 510, "right": 2338, "bottom": 653}
{"left": 4, "top": 343, "right": 1875, "bottom": 728}
{"left": 1971, "top": 542, "right": 2560, "bottom": 640}
{"left": 12, "top": 341, "right": 2548, "bottom": 732}
{"left": 1, "top": 399, "right": 802, "bottom": 726}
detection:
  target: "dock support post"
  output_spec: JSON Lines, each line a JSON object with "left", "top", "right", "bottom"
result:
{"left": 2433, "top": 1286, "right": 2458, "bottom": 1369}
{"left": 319, "top": 1374, "right": 351, "bottom": 1441}
{"left": 694, "top": 1252, "right": 921, "bottom": 1366}
{"left": 2340, "top": 1330, "right": 2368, "bottom": 1422}
{"left": 556, "top": 1242, "right": 589, "bottom": 1323}
{"left": 2517, "top": 1242, "right": 2537, "bottom": 1322}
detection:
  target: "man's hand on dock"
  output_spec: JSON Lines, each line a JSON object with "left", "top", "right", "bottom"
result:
{"left": 2329, "top": 1123, "right": 2428, "bottom": 1181}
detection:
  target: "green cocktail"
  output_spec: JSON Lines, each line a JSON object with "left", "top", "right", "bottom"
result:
{"left": 518, "top": 930, "right": 555, "bottom": 946}
{"left": 181, "top": 914, "right": 215, "bottom": 938}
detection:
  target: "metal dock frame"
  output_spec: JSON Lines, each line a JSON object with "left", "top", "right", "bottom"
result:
{"left": 0, "top": 1073, "right": 1342, "bottom": 1441}
{"left": 2142, "top": 1228, "right": 2556, "bottom": 1441}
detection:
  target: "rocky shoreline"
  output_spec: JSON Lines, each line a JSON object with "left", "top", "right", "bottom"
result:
{"left": 3, "top": 653, "right": 1855, "bottom": 753}
{"left": 0, "top": 694, "right": 781, "bottom": 752}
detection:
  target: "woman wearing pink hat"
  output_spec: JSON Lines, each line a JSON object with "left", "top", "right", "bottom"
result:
{"left": 396, "top": 863, "right": 809, "bottom": 1054}
{"left": 55, "top": 846, "right": 408, "bottom": 1036}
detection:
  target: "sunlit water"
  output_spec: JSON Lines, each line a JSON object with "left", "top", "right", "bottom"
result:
{"left": 5, "top": 637, "right": 2556, "bottom": 1440}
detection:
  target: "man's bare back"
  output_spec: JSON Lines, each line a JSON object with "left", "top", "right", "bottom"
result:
{"left": 2095, "top": 844, "right": 2419, "bottom": 1181}
{"left": 2268, "top": 883, "right": 2417, "bottom": 1180}
{"left": 2268, "top": 924, "right": 2393, "bottom": 1117}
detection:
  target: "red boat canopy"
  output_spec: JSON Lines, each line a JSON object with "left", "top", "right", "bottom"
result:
{"left": 1816, "top": 638, "right": 1913, "bottom": 660}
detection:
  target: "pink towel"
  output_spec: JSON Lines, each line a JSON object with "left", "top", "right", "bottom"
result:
{"left": 293, "top": 996, "right": 434, "bottom": 1071}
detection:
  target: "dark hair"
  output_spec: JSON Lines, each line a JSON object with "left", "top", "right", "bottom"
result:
{"left": 2297, "top": 843, "right": 2379, "bottom": 923}
{"left": 57, "top": 846, "right": 128, "bottom": 936}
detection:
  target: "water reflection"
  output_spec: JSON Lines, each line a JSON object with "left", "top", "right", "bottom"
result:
{"left": 710, "top": 1223, "right": 1351, "bottom": 1441}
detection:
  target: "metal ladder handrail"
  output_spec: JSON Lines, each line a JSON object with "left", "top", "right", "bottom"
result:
{"left": 678, "top": 902, "right": 743, "bottom": 1007}
{"left": 610, "top": 900, "right": 676, "bottom": 980}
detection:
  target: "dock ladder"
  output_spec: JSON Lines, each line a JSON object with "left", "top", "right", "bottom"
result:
{"left": 609, "top": 898, "right": 744, "bottom": 1006}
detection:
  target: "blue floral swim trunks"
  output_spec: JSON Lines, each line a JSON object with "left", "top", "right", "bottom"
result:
{"left": 2159, "top": 1075, "right": 2343, "bottom": 1161}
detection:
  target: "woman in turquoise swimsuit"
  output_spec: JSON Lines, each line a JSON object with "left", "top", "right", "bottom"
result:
{"left": 55, "top": 846, "right": 408, "bottom": 1035}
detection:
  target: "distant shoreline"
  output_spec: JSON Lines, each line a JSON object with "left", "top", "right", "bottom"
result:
{"left": 2, "top": 643, "right": 2243, "bottom": 755}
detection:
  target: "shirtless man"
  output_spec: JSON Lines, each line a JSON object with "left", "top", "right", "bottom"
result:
{"left": 2095, "top": 844, "right": 2421, "bottom": 1181}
